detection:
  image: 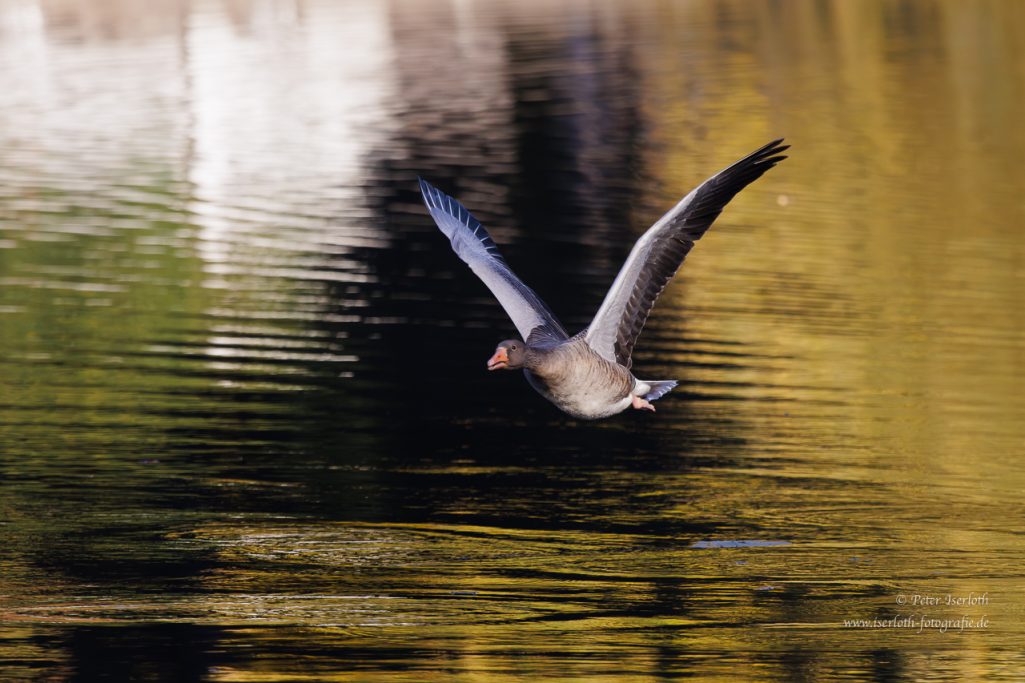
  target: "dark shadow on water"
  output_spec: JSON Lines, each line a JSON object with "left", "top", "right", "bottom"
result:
{"left": 63, "top": 625, "right": 228, "bottom": 682}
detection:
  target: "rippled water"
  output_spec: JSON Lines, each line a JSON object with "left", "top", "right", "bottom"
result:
{"left": 2, "top": 0, "right": 1024, "bottom": 680}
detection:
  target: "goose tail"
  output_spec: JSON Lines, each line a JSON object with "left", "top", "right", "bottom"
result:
{"left": 641, "top": 380, "right": 677, "bottom": 402}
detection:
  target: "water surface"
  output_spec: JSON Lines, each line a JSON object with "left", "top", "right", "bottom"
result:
{"left": 1, "top": 0, "right": 1024, "bottom": 680}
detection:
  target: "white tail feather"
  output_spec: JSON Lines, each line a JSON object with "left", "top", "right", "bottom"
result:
{"left": 642, "top": 380, "right": 677, "bottom": 402}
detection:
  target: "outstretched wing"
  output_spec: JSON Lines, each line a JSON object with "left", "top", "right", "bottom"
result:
{"left": 585, "top": 139, "right": 788, "bottom": 367}
{"left": 419, "top": 178, "right": 568, "bottom": 344}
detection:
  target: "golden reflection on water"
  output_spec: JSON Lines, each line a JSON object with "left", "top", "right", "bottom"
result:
{"left": 1, "top": 0, "right": 1024, "bottom": 680}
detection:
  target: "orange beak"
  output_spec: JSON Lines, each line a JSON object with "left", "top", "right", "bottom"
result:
{"left": 486, "top": 347, "right": 509, "bottom": 371}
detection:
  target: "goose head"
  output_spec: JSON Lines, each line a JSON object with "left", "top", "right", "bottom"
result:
{"left": 487, "top": 340, "right": 526, "bottom": 371}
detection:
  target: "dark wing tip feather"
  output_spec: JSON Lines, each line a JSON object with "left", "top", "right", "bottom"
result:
{"left": 739, "top": 139, "right": 789, "bottom": 170}
{"left": 709, "top": 138, "right": 789, "bottom": 194}
{"left": 754, "top": 138, "right": 788, "bottom": 157}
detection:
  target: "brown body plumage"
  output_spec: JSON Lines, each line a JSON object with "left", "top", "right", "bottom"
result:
{"left": 523, "top": 337, "right": 638, "bottom": 420}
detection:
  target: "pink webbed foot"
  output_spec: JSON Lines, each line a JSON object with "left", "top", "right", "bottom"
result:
{"left": 631, "top": 395, "right": 656, "bottom": 412}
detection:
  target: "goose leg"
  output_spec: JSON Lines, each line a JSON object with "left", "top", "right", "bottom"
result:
{"left": 631, "top": 395, "right": 656, "bottom": 412}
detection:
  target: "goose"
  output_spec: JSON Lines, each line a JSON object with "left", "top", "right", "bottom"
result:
{"left": 418, "top": 139, "right": 787, "bottom": 420}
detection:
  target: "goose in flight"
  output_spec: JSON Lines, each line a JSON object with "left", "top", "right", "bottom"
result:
{"left": 418, "top": 139, "right": 787, "bottom": 420}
